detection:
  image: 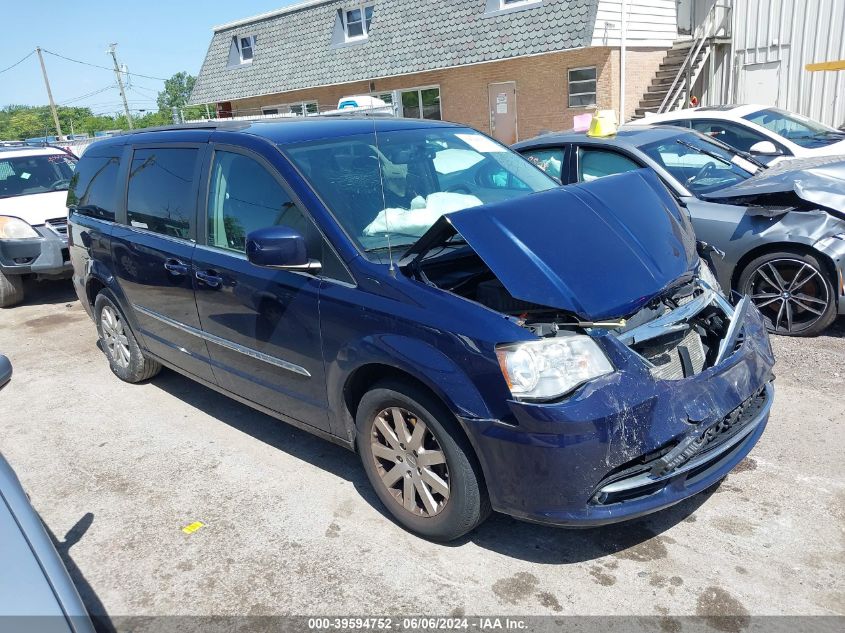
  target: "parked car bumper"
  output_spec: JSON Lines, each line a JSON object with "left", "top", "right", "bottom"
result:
{"left": 0, "top": 225, "right": 72, "bottom": 278}
{"left": 462, "top": 302, "right": 775, "bottom": 527}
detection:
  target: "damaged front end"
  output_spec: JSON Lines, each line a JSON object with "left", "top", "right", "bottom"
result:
{"left": 401, "top": 171, "right": 775, "bottom": 526}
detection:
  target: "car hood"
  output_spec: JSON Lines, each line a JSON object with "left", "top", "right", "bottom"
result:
{"left": 702, "top": 155, "right": 845, "bottom": 215}
{"left": 0, "top": 190, "right": 69, "bottom": 226}
{"left": 406, "top": 170, "right": 698, "bottom": 321}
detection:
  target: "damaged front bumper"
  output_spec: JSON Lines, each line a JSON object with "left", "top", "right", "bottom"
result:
{"left": 0, "top": 222, "right": 72, "bottom": 279}
{"left": 462, "top": 291, "right": 775, "bottom": 527}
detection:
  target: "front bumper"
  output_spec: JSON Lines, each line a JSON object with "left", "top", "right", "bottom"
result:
{"left": 462, "top": 298, "right": 775, "bottom": 527}
{"left": 0, "top": 224, "right": 71, "bottom": 278}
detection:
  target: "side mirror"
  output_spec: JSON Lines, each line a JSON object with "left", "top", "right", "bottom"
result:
{"left": 749, "top": 140, "right": 781, "bottom": 155}
{"left": 245, "top": 226, "right": 321, "bottom": 272}
{"left": 0, "top": 355, "right": 11, "bottom": 390}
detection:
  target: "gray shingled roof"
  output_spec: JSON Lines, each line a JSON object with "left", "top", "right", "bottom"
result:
{"left": 190, "top": 0, "right": 600, "bottom": 104}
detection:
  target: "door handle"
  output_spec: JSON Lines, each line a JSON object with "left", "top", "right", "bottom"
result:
{"left": 195, "top": 270, "right": 223, "bottom": 288}
{"left": 164, "top": 259, "right": 189, "bottom": 275}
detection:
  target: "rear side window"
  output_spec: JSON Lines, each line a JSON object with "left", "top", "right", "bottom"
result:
{"left": 126, "top": 148, "right": 198, "bottom": 239}
{"left": 522, "top": 148, "right": 565, "bottom": 180}
{"left": 67, "top": 151, "right": 122, "bottom": 221}
{"left": 577, "top": 147, "right": 641, "bottom": 181}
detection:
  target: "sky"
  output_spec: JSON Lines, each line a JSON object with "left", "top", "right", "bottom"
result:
{"left": 0, "top": 0, "right": 301, "bottom": 113}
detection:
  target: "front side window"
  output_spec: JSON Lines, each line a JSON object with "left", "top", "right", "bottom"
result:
{"left": 207, "top": 150, "right": 348, "bottom": 280}
{"left": 640, "top": 132, "right": 757, "bottom": 195}
{"left": 344, "top": 3, "right": 374, "bottom": 40}
{"left": 522, "top": 148, "right": 565, "bottom": 181}
{"left": 568, "top": 67, "right": 597, "bottom": 108}
{"left": 283, "top": 127, "right": 557, "bottom": 254}
{"left": 690, "top": 119, "right": 776, "bottom": 153}
{"left": 67, "top": 152, "right": 121, "bottom": 221}
{"left": 126, "top": 148, "right": 198, "bottom": 238}
{"left": 0, "top": 153, "right": 76, "bottom": 199}
{"left": 577, "top": 147, "right": 640, "bottom": 182}
{"left": 742, "top": 107, "right": 843, "bottom": 148}
{"left": 399, "top": 87, "right": 441, "bottom": 120}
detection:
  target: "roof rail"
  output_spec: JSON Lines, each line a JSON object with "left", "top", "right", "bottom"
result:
{"left": 112, "top": 121, "right": 252, "bottom": 136}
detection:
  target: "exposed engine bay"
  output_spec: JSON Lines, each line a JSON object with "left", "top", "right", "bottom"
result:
{"left": 408, "top": 248, "right": 740, "bottom": 381}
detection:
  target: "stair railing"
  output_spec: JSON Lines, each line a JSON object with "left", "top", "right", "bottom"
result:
{"left": 657, "top": 2, "right": 732, "bottom": 113}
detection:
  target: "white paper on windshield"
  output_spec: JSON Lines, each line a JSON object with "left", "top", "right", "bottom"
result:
{"left": 731, "top": 155, "right": 759, "bottom": 174}
{"left": 363, "top": 192, "right": 483, "bottom": 236}
{"left": 455, "top": 133, "right": 507, "bottom": 153}
{"left": 20, "top": 172, "right": 31, "bottom": 180}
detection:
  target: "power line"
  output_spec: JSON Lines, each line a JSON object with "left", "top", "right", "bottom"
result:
{"left": 0, "top": 50, "right": 35, "bottom": 75}
{"left": 60, "top": 85, "right": 115, "bottom": 105}
{"left": 40, "top": 48, "right": 168, "bottom": 82}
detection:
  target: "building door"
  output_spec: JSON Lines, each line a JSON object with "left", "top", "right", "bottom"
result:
{"left": 740, "top": 62, "right": 781, "bottom": 107}
{"left": 488, "top": 82, "right": 517, "bottom": 144}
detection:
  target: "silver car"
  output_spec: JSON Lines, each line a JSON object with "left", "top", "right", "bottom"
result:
{"left": 0, "top": 355, "right": 95, "bottom": 632}
{"left": 514, "top": 126, "right": 845, "bottom": 336}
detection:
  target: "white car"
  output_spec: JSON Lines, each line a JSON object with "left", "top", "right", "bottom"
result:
{"left": 0, "top": 146, "right": 77, "bottom": 307}
{"left": 631, "top": 104, "right": 845, "bottom": 165}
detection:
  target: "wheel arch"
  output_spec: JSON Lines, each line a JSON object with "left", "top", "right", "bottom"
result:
{"left": 731, "top": 241, "right": 838, "bottom": 291}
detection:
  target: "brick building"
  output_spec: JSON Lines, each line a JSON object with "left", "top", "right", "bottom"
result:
{"left": 189, "top": 0, "right": 683, "bottom": 143}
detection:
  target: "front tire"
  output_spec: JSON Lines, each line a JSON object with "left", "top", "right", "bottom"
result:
{"left": 356, "top": 380, "right": 490, "bottom": 541}
{"left": 0, "top": 271, "right": 24, "bottom": 308}
{"left": 94, "top": 291, "right": 161, "bottom": 383}
{"left": 738, "top": 251, "right": 837, "bottom": 337}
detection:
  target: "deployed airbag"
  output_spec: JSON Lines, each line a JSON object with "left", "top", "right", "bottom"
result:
{"left": 363, "top": 192, "right": 483, "bottom": 236}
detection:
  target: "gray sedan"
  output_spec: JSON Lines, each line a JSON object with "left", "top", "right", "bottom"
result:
{"left": 0, "top": 355, "right": 95, "bottom": 632}
{"left": 514, "top": 126, "right": 845, "bottom": 336}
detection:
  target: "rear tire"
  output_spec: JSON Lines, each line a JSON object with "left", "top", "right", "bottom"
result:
{"left": 356, "top": 380, "right": 490, "bottom": 541}
{"left": 94, "top": 290, "right": 161, "bottom": 383}
{"left": 0, "top": 271, "right": 24, "bottom": 308}
{"left": 738, "top": 250, "right": 837, "bottom": 337}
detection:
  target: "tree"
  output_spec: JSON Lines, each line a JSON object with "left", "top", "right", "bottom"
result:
{"left": 156, "top": 72, "right": 196, "bottom": 111}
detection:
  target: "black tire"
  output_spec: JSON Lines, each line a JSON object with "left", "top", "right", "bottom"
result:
{"left": 94, "top": 290, "right": 161, "bottom": 383}
{"left": 738, "top": 250, "right": 837, "bottom": 337}
{"left": 0, "top": 271, "right": 24, "bottom": 308}
{"left": 356, "top": 380, "right": 490, "bottom": 541}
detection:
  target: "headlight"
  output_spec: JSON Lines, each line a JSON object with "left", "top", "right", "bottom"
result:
{"left": 0, "top": 216, "right": 39, "bottom": 239}
{"left": 495, "top": 335, "right": 614, "bottom": 401}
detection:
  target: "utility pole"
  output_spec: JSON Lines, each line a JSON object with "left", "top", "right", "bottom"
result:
{"left": 108, "top": 43, "right": 133, "bottom": 129}
{"left": 35, "top": 47, "right": 63, "bottom": 139}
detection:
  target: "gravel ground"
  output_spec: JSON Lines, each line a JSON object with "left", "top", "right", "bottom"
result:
{"left": 0, "top": 280, "right": 843, "bottom": 625}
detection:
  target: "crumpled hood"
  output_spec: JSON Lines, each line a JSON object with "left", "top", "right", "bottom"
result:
{"left": 410, "top": 169, "right": 698, "bottom": 321}
{"left": 0, "top": 190, "right": 69, "bottom": 226}
{"left": 702, "top": 155, "right": 845, "bottom": 214}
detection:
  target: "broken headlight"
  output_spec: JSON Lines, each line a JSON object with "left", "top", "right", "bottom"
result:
{"left": 496, "top": 336, "right": 614, "bottom": 401}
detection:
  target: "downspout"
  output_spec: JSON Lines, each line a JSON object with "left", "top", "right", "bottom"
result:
{"left": 727, "top": 0, "right": 738, "bottom": 103}
{"left": 620, "top": 0, "right": 628, "bottom": 122}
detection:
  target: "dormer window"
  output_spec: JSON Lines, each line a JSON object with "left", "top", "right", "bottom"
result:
{"left": 236, "top": 35, "right": 255, "bottom": 64}
{"left": 344, "top": 3, "right": 374, "bottom": 40}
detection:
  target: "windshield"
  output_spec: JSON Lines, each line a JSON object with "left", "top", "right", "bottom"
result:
{"left": 743, "top": 107, "right": 845, "bottom": 148}
{"left": 0, "top": 153, "right": 76, "bottom": 199}
{"left": 283, "top": 127, "right": 557, "bottom": 253}
{"left": 639, "top": 132, "right": 758, "bottom": 195}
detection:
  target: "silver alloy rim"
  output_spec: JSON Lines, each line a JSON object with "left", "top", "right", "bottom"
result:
{"left": 370, "top": 407, "right": 450, "bottom": 517}
{"left": 748, "top": 258, "right": 829, "bottom": 334}
{"left": 101, "top": 305, "right": 131, "bottom": 369}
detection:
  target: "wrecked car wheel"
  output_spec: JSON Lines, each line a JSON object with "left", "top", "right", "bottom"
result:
{"left": 739, "top": 251, "right": 836, "bottom": 337}
{"left": 95, "top": 291, "right": 162, "bottom": 383}
{"left": 357, "top": 380, "right": 490, "bottom": 541}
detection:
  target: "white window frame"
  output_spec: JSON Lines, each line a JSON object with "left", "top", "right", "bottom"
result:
{"left": 499, "top": 0, "right": 541, "bottom": 8}
{"left": 396, "top": 85, "right": 441, "bottom": 120}
{"left": 261, "top": 101, "right": 319, "bottom": 117}
{"left": 237, "top": 35, "right": 255, "bottom": 64}
{"left": 568, "top": 66, "right": 597, "bottom": 109}
{"left": 343, "top": 2, "right": 374, "bottom": 41}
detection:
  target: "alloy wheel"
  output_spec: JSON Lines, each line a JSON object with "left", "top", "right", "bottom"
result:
{"left": 747, "top": 258, "right": 830, "bottom": 334}
{"left": 101, "top": 305, "right": 131, "bottom": 369}
{"left": 370, "top": 407, "right": 450, "bottom": 517}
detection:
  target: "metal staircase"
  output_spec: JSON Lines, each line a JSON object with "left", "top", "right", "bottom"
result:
{"left": 631, "top": 2, "right": 731, "bottom": 120}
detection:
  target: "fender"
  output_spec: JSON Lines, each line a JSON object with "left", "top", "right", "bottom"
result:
{"left": 326, "top": 332, "right": 498, "bottom": 443}
{"left": 83, "top": 258, "right": 146, "bottom": 346}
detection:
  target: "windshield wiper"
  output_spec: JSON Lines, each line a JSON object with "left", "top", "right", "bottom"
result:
{"left": 675, "top": 139, "right": 734, "bottom": 167}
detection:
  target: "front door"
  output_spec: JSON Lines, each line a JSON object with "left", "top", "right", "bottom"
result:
{"left": 488, "top": 81, "right": 518, "bottom": 145}
{"left": 191, "top": 145, "right": 331, "bottom": 432}
{"left": 110, "top": 144, "right": 216, "bottom": 383}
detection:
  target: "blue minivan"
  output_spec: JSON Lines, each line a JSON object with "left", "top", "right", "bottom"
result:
{"left": 68, "top": 118, "right": 775, "bottom": 540}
